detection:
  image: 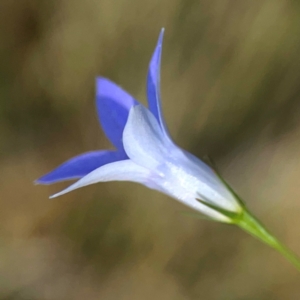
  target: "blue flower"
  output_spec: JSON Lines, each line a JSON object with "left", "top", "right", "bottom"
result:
{"left": 36, "top": 29, "right": 242, "bottom": 222}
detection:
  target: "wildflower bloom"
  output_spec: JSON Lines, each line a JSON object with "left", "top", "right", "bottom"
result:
{"left": 36, "top": 29, "right": 300, "bottom": 271}
{"left": 36, "top": 29, "right": 243, "bottom": 222}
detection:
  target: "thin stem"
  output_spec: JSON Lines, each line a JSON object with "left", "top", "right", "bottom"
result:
{"left": 236, "top": 209, "right": 300, "bottom": 272}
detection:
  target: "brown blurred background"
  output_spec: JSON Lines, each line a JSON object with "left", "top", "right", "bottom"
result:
{"left": 1, "top": 0, "right": 300, "bottom": 299}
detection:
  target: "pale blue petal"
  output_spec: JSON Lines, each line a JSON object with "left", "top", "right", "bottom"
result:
{"left": 36, "top": 150, "right": 126, "bottom": 184}
{"left": 123, "top": 105, "right": 171, "bottom": 170}
{"left": 157, "top": 149, "right": 241, "bottom": 213}
{"left": 182, "top": 151, "right": 217, "bottom": 178}
{"left": 50, "top": 160, "right": 152, "bottom": 198}
{"left": 147, "top": 28, "right": 172, "bottom": 140}
{"left": 96, "top": 77, "right": 138, "bottom": 149}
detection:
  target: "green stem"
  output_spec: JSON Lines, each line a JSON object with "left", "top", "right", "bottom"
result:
{"left": 236, "top": 210, "right": 300, "bottom": 272}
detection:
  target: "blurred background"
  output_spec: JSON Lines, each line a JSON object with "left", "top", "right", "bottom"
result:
{"left": 1, "top": 0, "right": 300, "bottom": 299}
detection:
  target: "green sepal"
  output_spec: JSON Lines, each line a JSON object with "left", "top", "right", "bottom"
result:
{"left": 203, "top": 155, "right": 245, "bottom": 208}
{"left": 196, "top": 197, "right": 242, "bottom": 222}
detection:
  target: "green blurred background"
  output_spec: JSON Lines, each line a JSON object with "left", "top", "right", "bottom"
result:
{"left": 1, "top": 0, "right": 300, "bottom": 299}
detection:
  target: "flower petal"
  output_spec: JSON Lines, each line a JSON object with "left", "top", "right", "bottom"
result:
{"left": 123, "top": 105, "right": 170, "bottom": 170}
{"left": 50, "top": 160, "right": 152, "bottom": 198}
{"left": 147, "top": 28, "right": 171, "bottom": 140}
{"left": 96, "top": 77, "right": 138, "bottom": 149}
{"left": 36, "top": 150, "right": 126, "bottom": 184}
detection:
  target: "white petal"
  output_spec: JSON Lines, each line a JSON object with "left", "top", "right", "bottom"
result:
{"left": 50, "top": 160, "right": 151, "bottom": 198}
{"left": 155, "top": 166, "right": 231, "bottom": 221}
{"left": 123, "top": 105, "right": 170, "bottom": 170}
